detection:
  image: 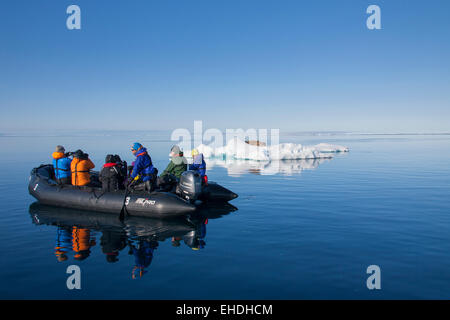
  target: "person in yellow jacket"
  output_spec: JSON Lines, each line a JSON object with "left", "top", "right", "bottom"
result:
{"left": 71, "top": 149, "right": 95, "bottom": 186}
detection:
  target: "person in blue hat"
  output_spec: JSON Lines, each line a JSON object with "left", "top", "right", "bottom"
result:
{"left": 130, "top": 142, "right": 157, "bottom": 191}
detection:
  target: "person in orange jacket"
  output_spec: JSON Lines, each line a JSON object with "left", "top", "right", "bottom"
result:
{"left": 72, "top": 226, "right": 96, "bottom": 261}
{"left": 71, "top": 149, "right": 95, "bottom": 186}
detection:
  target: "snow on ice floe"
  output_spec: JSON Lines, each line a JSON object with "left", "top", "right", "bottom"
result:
{"left": 196, "top": 138, "right": 348, "bottom": 161}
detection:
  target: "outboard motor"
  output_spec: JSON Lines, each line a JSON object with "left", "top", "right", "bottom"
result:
{"left": 177, "top": 170, "right": 202, "bottom": 202}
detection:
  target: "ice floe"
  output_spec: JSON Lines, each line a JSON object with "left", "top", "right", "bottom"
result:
{"left": 196, "top": 138, "right": 348, "bottom": 161}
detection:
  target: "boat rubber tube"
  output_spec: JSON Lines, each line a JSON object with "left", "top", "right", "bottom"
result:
{"left": 199, "top": 182, "right": 238, "bottom": 202}
{"left": 29, "top": 165, "right": 196, "bottom": 219}
{"left": 29, "top": 202, "right": 196, "bottom": 241}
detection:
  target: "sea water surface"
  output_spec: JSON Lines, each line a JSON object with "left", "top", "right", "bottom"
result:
{"left": 0, "top": 131, "right": 450, "bottom": 299}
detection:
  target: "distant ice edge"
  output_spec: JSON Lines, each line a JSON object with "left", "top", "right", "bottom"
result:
{"left": 197, "top": 138, "right": 349, "bottom": 161}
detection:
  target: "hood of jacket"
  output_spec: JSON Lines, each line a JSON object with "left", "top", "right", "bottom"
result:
{"left": 103, "top": 162, "right": 117, "bottom": 168}
{"left": 136, "top": 147, "right": 148, "bottom": 157}
{"left": 52, "top": 152, "right": 66, "bottom": 160}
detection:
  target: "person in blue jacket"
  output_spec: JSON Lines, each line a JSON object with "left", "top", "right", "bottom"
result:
{"left": 189, "top": 149, "right": 207, "bottom": 181}
{"left": 52, "top": 145, "right": 72, "bottom": 185}
{"left": 130, "top": 239, "right": 158, "bottom": 279}
{"left": 130, "top": 142, "right": 157, "bottom": 191}
{"left": 54, "top": 226, "right": 72, "bottom": 262}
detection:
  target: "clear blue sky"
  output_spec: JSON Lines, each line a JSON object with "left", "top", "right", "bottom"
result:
{"left": 1, "top": 0, "right": 449, "bottom": 133}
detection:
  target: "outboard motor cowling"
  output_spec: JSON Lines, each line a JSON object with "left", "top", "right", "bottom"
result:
{"left": 178, "top": 170, "right": 202, "bottom": 201}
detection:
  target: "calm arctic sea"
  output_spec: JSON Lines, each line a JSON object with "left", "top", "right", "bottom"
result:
{"left": 0, "top": 132, "right": 449, "bottom": 299}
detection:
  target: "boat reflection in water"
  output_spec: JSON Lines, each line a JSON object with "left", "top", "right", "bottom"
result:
{"left": 29, "top": 202, "right": 237, "bottom": 279}
{"left": 207, "top": 158, "right": 334, "bottom": 176}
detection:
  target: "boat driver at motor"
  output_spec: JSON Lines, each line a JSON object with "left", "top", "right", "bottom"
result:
{"left": 189, "top": 149, "right": 207, "bottom": 184}
{"left": 129, "top": 142, "right": 158, "bottom": 192}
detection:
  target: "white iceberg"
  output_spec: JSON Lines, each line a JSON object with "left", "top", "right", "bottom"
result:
{"left": 197, "top": 138, "right": 269, "bottom": 161}
{"left": 196, "top": 138, "right": 348, "bottom": 161}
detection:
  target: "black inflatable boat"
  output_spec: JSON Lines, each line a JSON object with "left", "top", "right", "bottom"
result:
{"left": 29, "top": 201, "right": 237, "bottom": 239}
{"left": 28, "top": 164, "right": 237, "bottom": 219}
{"left": 29, "top": 202, "right": 199, "bottom": 240}
{"left": 28, "top": 202, "right": 237, "bottom": 262}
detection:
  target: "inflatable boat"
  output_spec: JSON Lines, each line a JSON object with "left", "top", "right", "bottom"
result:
{"left": 28, "top": 164, "right": 237, "bottom": 219}
{"left": 29, "top": 201, "right": 237, "bottom": 238}
{"left": 29, "top": 202, "right": 199, "bottom": 240}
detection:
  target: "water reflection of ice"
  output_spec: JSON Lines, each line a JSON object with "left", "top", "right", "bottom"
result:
{"left": 207, "top": 158, "right": 331, "bottom": 176}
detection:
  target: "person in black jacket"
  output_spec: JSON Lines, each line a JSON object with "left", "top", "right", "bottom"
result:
{"left": 99, "top": 154, "right": 126, "bottom": 192}
{"left": 112, "top": 154, "right": 127, "bottom": 189}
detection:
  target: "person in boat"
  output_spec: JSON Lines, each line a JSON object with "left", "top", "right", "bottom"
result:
{"left": 130, "top": 239, "right": 158, "bottom": 279}
{"left": 71, "top": 149, "right": 96, "bottom": 187}
{"left": 183, "top": 221, "right": 206, "bottom": 251}
{"left": 52, "top": 145, "right": 72, "bottom": 185}
{"left": 189, "top": 149, "right": 207, "bottom": 182}
{"left": 100, "top": 229, "right": 127, "bottom": 263}
{"left": 113, "top": 154, "right": 128, "bottom": 189}
{"left": 130, "top": 143, "right": 157, "bottom": 192}
{"left": 54, "top": 226, "right": 72, "bottom": 262}
{"left": 157, "top": 145, "right": 187, "bottom": 190}
{"left": 72, "top": 226, "right": 96, "bottom": 261}
{"left": 99, "top": 154, "right": 127, "bottom": 192}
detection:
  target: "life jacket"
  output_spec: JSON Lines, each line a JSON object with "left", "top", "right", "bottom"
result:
{"left": 72, "top": 227, "right": 95, "bottom": 260}
{"left": 52, "top": 152, "right": 71, "bottom": 179}
{"left": 189, "top": 154, "right": 206, "bottom": 177}
{"left": 71, "top": 157, "right": 95, "bottom": 186}
{"left": 55, "top": 227, "right": 72, "bottom": 261}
